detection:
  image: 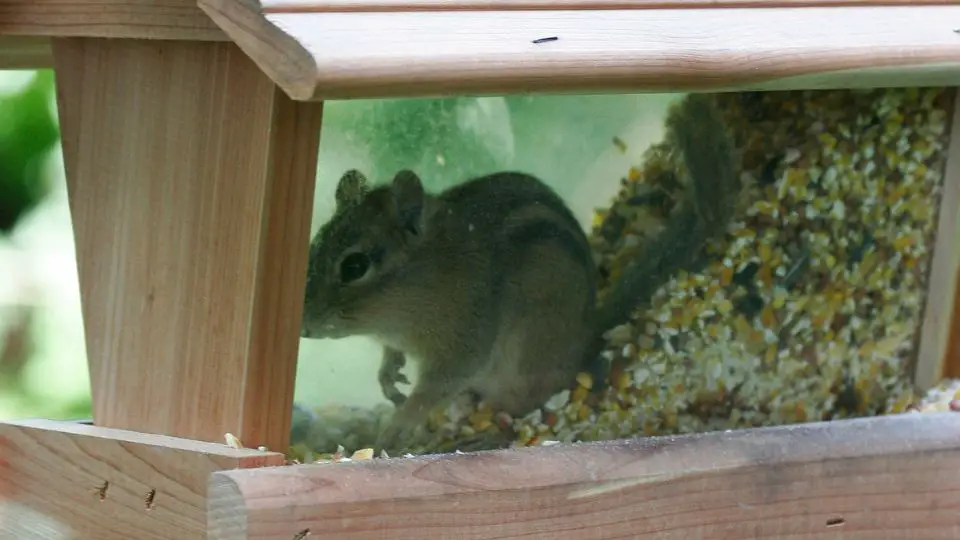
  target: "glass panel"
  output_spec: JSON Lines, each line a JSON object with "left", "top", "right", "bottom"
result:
{"left": 292, "top": 87, "right": 955, "bottom": 460}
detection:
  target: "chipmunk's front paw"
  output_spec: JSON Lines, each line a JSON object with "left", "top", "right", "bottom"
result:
{"left": 378, "top": 359, "right": 409, "bottom": 407}
{"left": 378, "top": 370, "right": 408, "bottom": 407}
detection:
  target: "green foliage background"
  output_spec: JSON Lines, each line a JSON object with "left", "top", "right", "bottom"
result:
{"left": 0, "top": 69, "right": 93, "bottom": 420}
{"left": 0, "top": 70, "right": 57, "bottom": 233}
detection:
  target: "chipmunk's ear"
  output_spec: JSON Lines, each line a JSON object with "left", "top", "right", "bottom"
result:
{"left": 390, "top": 169, "right": 425, "bottom": 236}
{"left": 335, "top": 169, "right": 369, "bottom": 209}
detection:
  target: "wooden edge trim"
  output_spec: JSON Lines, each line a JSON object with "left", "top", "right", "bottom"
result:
{"left": 199, "top": 0, "right": 318, "bottom": 101}
{"left": 260, "top": 0, "right": 958, "bottom": 13}
{"left": 199, "top": 3, "right": 960, "bottom": 101}
{"left": 0, "top": 0, "right": 949, "bottom": 38}
{"left": 208, "top": 413, "right": 960, "bottom": 539}
{"left": 0, "top": 36, "right": 52, "bottom": 69}
{"left": 0, "top": 419, "right": 285, "bottom": 539}
{"left": 1, "top": 418, "right": 287, "bottom": 459}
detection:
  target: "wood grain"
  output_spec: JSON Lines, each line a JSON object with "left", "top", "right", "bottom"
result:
{"left": 0, "top": 419, "right": 285, "bottom": 540}
{"left": 933, "top": 91, "right": 960, "bottom": 382}
{"left": 259, "top": 0, "right": 958, "bottom": 13}
{"left": 0, "top": 0, "right": 225, "bottom": 40}
{"left": 53, "top": 38, "right": 323, "bottom": 452}
{"left": 0, "top": 36, "right": 52, "bottom": 69}
{"left": 948, "top": 266, "right": 960, "bottom": 380}
{"left": 200, "top": 2, "right": 960, "bottom": 101}
{"left": 208, "top": 413, "right": 960, "bottom": 539}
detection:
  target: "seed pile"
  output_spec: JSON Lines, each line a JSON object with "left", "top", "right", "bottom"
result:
{"left": 288, "top": 87, "right": 955, "bottom": 460}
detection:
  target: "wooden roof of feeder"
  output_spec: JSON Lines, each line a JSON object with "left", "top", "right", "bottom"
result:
{"left": 199, "top": 0, "right": 960, "bottom": 100}
{"left": 2, "top": 1, "right": 958, "bottom": 97}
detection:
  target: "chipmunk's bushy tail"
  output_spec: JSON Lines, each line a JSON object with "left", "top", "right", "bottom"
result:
{"left": 586, "top": 93, "right": 740, "bottom": 382}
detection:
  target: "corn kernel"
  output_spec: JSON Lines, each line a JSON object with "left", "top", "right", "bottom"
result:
{"left": 351, "top": 448, "right": 374, "bottom": 460}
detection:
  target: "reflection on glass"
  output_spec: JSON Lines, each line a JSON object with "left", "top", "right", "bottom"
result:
{"left": 291, "top": 88, "right": 952, "bottom": 460}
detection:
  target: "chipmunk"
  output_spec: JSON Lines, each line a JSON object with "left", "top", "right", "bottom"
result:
{"left": 301, "top": 93, "right": 739, "bottom": 451}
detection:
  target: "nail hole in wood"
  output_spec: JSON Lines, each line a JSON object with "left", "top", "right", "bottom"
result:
{"left": 826, "top": 517, "right": 845, "bottom": 527}
{"left": 95, "top": 481, "right": 109, "bottom": 501}
{"left": 293, "top": 529, "right": 311, "bottom": 539}
{"left": 144, "top": 488, "right": 157, "bottom": 511}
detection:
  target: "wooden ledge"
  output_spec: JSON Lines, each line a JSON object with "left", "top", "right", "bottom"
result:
{"left": 0, "top": 419, "right": 285, "bottom": 539}
{"left": 198, "top": 2, "right": 960, "bottom": 100}
{"left": 209, "top": 412, "right": 960, "bottom": 539}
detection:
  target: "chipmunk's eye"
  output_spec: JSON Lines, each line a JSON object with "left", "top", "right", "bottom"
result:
{"left": 339, "top": 252, "right": 370, "bottom": 284}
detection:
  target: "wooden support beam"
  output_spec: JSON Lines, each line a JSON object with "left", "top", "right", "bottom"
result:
{"left": 0, "top": 419, "right": 285, "bottom": 540}
{"left": 0, "top": 1, "right": 225, "bottom": 40}
{"left": 200, "top": 2, "right": 960, "bottom": 101}
{"left": 53, "top": 38, "right": 323, "bottom": 452}
{"left": 209, "top": 413, "right": 960, "bottom": 539}
{"left": 916, "top": 88, "right": 960, "bottom": 389}
{"left": 0, "top": 36, "right": 52, "bottom": 69}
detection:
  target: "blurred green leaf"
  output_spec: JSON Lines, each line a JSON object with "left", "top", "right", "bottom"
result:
{"left": 0, "top": 70, "right": 58, "bottom": 233}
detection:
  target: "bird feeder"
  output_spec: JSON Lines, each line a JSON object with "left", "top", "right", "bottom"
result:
{"left": 1, "top": 1, "right": 959, "bottom": 538}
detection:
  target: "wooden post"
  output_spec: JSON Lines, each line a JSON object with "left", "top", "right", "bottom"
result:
{"left": 52, "top": 38, "right": 323, "bottom": 452}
